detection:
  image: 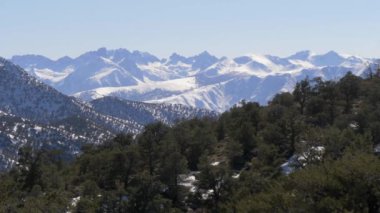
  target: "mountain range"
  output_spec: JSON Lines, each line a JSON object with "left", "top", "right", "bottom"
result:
{"left": 0, "top": 58, "right": 213, "bottom": 170}
{"left": 10, "top": 48, "right": 377, "bottom": 112}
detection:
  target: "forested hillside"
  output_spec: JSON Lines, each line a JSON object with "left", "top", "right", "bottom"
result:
{"left": 1, "top": 71, "right": 380, "bottom": 212}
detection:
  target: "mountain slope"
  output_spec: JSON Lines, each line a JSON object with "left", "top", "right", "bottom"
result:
{"left": 90, "top": 96, "right": 217, "bottom": 126}
{"left": 0, "top": 57, "right": 141, "bottom": 133}
{"left": 0, "top": 110, "right": 113, "bottom": 171}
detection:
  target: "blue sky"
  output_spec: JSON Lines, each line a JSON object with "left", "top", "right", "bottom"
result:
{"left": 1, "top": 0, "right": 379, "bottom": 59}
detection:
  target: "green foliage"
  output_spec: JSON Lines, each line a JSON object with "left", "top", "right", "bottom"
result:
{"left": 238, "top": 151, "right": 380, "bottom": 213}
{"left": 293, "top": 78, "right": 312, "bottom": 114}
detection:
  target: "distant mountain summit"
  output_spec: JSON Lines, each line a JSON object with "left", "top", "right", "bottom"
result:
{"left": 11, "top": 49, "right": 375, "bottom": 112}
{"left": 287, "top": 50, "right": 315, "bottom": 61}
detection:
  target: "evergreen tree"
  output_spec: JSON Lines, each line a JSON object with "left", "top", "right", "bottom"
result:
{"left": 293, "top": 78, "right": 312, "bottom": 115}
{"left": 338, "top": 72, "right": 361, "bottom": 113}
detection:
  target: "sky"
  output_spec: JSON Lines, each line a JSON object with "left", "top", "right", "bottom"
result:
{"left": 0, "top": 0, "right": 379, "bottom": 59}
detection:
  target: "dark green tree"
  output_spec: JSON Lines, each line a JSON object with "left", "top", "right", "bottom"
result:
{"left": 293, "top": 78, "right": 312, "bottom": 115}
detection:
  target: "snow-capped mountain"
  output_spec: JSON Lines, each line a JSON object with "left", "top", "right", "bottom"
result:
{"left": 11, "top": 48, "right": 375, "bottom": 112}
{"left": 0, "top": 58, "right": 214, "bottom": 170}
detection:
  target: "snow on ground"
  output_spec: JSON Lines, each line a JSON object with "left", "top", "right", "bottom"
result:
{"left": 66, "top": 196, "right": 81, "bottom": 213}
{"left": 375, "top": 144, "right": 380, "bottom": 154}
{"left": 179, "top": 172, "right": 199, "bottom": 193}
{"left": 71, "top": 196, "right": 81, "bottom": 207}
{"left": 210, "top": 161, "right": 220, "bottom": 166}
{"left": 232, "top": 173, "right": 240, "bottom": 179}
{"left": 74, "top": 77, "right": 197, "bottom": 101}
{"left": 281, "top": 146, "right": 325, "bottom": 175}
{"left": 138, "top": 61, "right": 191, "bottom": 80}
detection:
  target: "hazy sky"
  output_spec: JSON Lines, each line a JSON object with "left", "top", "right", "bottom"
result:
{"left": 1, "top": 0, "right": 379, "bottom": 59}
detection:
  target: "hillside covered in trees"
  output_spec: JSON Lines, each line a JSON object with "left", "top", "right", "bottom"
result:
{"left": 1, "top": 71, "right": 380, "bottom": 212}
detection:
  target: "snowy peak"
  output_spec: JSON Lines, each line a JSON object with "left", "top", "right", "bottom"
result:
{"left": 189, "top": 51, "right": 219, "bottom": 70}
{"left": 311, "top": 51, "right": 346, "bottom": 67}
{"left": 233, "top": 56, "right": 253, "bottom": 64}
{"left": 130, "top": 50, "right": 160, "bottom": 65}
{"left": 287, "top": 50, "right": 315, "bottom": 61}
{"left": 75, "top": 48, "right": 160, "bottom": 65}
{"left": 167, "top": 53, "right": 191, "bottom": 65}
{"left": 166, "top": 51, "right": 219, "bottom": 70}
{"left": 287, "top": 50, "right": 367, "bottom": 67}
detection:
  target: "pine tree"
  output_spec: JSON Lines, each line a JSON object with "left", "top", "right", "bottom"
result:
{"left": 293, "top": 78, "right": 312, "bottom": 115}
